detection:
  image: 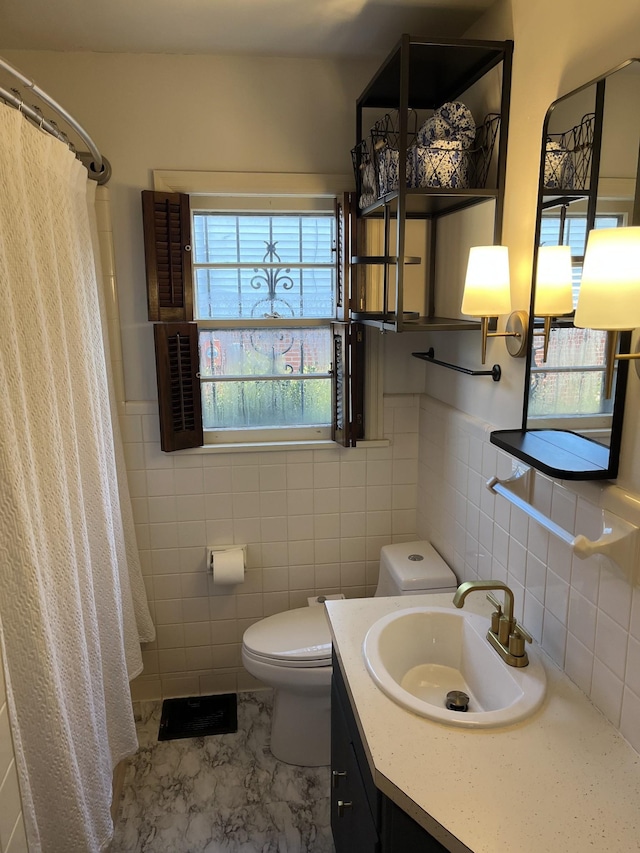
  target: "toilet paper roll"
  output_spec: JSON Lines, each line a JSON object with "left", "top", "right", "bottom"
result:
{"left": 211, "top": 548, "right": 245, "bottom": 585}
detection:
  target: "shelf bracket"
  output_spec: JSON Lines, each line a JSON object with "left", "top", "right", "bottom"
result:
{"left": 486, "top": 467, "right": 639, "bottom": 583}
{"left": 413, "top": 348, "right": 501, "bottom": 381}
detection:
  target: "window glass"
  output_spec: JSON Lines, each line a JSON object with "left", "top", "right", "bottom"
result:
{"left": 201, "top": 378, "right": 332, "bottom": 430}
{"left": 192, "top": 211, "right": 335, "bottom": 435}
{"left": 193, "top": 214, "right": 335, "bottom": 265}
{"left": 530, "top": 213, "right": 622, "bottom": 419}
{"left": 193, "top": 213, "right": 335, "bottom": 320}
{"left": 194, "top": 268, "right": 334, "bottom": 320}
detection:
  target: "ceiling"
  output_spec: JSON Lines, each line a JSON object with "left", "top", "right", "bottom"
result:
{"left": 0, "top": 0, "right": 494, "bottom": 59}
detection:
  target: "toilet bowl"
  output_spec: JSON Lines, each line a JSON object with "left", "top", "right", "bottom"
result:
{"left": 241, "top": 540, "right": 457, "bottom": 766}
{"left": 242, "top": 605, "right": 332, "bottom": 766}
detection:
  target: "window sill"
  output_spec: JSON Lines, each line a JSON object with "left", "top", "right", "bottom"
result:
{"left": 177, "top": 438, "right": 390, "bottom": 455}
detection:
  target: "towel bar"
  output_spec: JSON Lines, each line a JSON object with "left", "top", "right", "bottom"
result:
{"left": 487, "top": 468, "right": 639, "bottom": 582}
{"left": 413, "top": 348, "right": 501, "bottom": 381}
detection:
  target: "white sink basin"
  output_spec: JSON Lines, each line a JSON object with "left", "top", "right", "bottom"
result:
{"left": 363, "top": 606, "right": 546, "bottom": 728}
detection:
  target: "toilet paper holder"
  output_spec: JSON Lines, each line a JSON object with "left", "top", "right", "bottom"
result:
{"left": 206, "top": 544, "right": 247, "bottom": 573}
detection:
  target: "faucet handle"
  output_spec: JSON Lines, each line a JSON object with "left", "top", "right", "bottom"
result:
{"left": 508, "top": 621, "right": 533, "bottom": 659}
{"left": 513, "top": 621, "right": 533, "bottom": 644}
{"left": 486, "top": 592, "right": 502, "bottom": 634}
{"left": 486, "top": 592, "right": 503, "bottom": 613}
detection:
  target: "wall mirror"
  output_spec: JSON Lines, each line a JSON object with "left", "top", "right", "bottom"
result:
{"left": 491, "top": 59, "right": 640, "bottom": 479}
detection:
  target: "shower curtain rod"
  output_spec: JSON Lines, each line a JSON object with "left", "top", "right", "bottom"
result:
{"left": 0, "top": 55, "right": 109, "bottom": 184}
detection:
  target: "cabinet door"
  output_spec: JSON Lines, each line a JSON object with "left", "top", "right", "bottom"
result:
{"left": 381, "top": 796, "right": 451, "bottom": 852}
{"left": 331, "top": 679, "right": 380, "bottom": 853}
{"left": 332, "top": 652, "right": 460, "bottom": 853}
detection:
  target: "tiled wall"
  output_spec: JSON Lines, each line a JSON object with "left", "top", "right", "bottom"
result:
{"left": 0, "top": 662, "right": 27, "bottom": 852}
{"left": 417, "top": 394, "right": 640, "bottom": 754}
{"left": 124, "top": 394, "right": 420, "bottom": 701}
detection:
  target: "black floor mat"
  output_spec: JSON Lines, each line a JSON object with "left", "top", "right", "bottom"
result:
{"left": 158, "top": 693, "right": 238, "bottom": 741}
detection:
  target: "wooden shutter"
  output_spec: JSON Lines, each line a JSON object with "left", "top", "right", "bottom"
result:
{"left": 334, "top": 192, "right": 354, "bottom": 322}
{"left": 142, "top": 190, "right": 193, "bottom": 322}
{"left": 153, "top": 323, "right": 203, "bottom": 452}
{"left": 331, "top": 321, "right": 364, "bottom": 447}
{"left": 332, "top": 196, "right": 364, "bottom": 447}
{"left": 351, "top": 322, "right": 364, "bottom": 443}
{"left": 142, "top": 190, "right": 202, "bottom": 452}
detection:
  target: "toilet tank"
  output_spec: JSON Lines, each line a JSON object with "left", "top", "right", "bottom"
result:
{"left": 375, "top": 540, "right": 457, "bottom": 596}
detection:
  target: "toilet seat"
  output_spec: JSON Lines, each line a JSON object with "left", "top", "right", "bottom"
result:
{"left": 242, "top": 605, "right": 332, "bottom": 668}
{"left": 243, "top": 646, "right": 332, "bottom": 669}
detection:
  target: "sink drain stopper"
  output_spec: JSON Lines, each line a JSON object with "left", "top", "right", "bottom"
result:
{"left": 445, "top": 690, "right": 470, "bottom": 712}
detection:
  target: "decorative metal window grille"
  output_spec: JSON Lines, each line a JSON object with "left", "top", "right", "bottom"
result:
{"left": 192, "top": 212, "right": 335, "bottom": 432}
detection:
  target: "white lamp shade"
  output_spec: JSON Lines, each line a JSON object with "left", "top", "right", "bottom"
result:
{"left": 461, "top": 245, "right": 511, "bottom": 316}
{"left": 534, "top": 245, "right": 574, "bottom": 316}
{"left": 574, "top": 226, "right": 640, "bottom": 330}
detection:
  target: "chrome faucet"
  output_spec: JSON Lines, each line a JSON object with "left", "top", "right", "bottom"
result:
{"left": 453, "top": 580, "right": 532, "bottom": 667}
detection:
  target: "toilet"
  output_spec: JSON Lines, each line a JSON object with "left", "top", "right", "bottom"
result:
{"left": 241, "top": 540, "right": 457, "bottom": 767}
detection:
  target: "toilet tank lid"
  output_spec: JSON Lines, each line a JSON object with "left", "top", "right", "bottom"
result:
{"left": 243, "top": 605, "right": 332, "bottom": 662}
{"left": 381, "top": 540, "right": 456, "bottom": 590}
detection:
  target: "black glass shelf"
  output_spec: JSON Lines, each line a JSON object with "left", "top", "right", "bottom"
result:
{"left": 490, "top": 428, "right": 614, "bottom": 480}
{"left": 351, "top": 314, "right": 481, "bottom": 332}
{"left": 359, "top": 188, "right": 498, "bottom": 219}
{"left": 351, "top": 255, "right": 421, "bottom": 265}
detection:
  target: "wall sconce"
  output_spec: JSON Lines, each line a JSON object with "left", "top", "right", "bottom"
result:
{"left": 461, "top": 245, "right": 528, "bottom": 363}
{"left": 534, "top": 245, "right": 574, "bottom": 361}
{"left": 574, "top": 226, "right": 640, "bottom": 398}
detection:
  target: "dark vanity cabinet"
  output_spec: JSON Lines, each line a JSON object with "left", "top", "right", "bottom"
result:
{"left": 331, "top": 652, "right": 451, "bottom": 853}
{"left": 331, "top": 672, "right": 379, "bottom": 852}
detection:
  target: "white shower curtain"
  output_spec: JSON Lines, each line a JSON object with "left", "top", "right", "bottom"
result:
{"left": 0, "top": 103, "right": 154, "bottom": 851}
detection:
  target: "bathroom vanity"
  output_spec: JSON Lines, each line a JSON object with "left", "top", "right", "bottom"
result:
{"left": 326, "top": 593, "right": 640, "bottom": 853}
{"left": 332, "top": 647, "right": 449, "bottom": 851}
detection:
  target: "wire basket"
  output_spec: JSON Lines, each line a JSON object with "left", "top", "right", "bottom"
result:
{"left": 370, "top": 110, "right": 419, "bottom": 197}
{"left": 544, "top": 113, "right": 595, "bottom": 191}
{"left": 470, "top": 113, "right": 501, "bottom": 188}
{"left": 351, "top": 136, "right": 379, "bottom": 210}
{"left": 411, "top": 113, "right": 501, "bottom": 189}
{"left": 351, "top": 111, "right": 419, "bottom": 208}
{"left": 352, "top": 110, "right": 501, "bottom": 204}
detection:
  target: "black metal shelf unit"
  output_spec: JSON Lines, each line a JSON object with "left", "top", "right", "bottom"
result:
{"left": 351, "top": 35, "right": 513, "bottom": 332}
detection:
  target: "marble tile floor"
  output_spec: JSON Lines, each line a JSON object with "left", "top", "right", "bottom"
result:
{"left": 111, "top": 691, "right": 334, "bottom": 853}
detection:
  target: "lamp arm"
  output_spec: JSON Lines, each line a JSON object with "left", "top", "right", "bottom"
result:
{"left": 482, "top": 311, "right": 528, "bottom": 361}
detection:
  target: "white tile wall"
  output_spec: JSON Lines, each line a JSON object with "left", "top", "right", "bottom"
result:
{"left": 417, "top": 394, "right": 640, "bottom": 754}
{"left": 0, "top": 663, "right": 28, "bottom": 853}
{"left": 127, "top": 395, "right": 421, "bottom": 701}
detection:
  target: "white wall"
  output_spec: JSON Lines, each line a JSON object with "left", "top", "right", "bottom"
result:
{"left": 120, "top": 394, "right": 420, "bottom": 700}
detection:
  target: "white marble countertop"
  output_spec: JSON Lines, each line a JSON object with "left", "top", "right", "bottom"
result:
{"left": 325, "top": 593, "right": 640, "bottom": 853}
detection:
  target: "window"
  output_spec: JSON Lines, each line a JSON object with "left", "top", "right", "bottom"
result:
{"left": 528, "top": 212, "right": 624, "bottom": 427}
{"left": 192, "top": 209, "right": 334, "bottom": 442}
{"left": 142, "top": 182, "right": 363, "bottom": 452}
